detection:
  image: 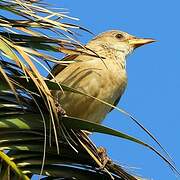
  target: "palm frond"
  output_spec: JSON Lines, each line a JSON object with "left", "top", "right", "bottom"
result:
{"left": 0, "top": 59, "right": 141, "bottom": 179}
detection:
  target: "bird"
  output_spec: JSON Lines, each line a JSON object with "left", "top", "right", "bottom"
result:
{"left": 50, "top": 30, "right": 155, "bottom": 124}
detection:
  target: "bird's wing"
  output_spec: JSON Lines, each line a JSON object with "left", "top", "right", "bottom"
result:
{"left": 47, "top": 63, "right": 67, "bottom": 79}
{"left": 52, "top": 59, "right": 107, "bottom": 122}
{"left": 47, "top": 54, "right": 79, "bottom": 79}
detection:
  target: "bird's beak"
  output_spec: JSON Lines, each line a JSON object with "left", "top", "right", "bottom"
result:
{"left": 128, "top": 37, "right": 156, "bottom": 48}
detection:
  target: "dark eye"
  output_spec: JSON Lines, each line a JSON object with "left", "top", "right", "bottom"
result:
{"left": 115, "top": 33, "right": 124, "bottom": 39}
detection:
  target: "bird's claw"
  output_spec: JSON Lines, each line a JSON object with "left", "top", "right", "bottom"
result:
{"left": 55, "top": 101, "right": 66, "bottom": 117}
{"left": 97, "top": 146, "right": 111, "bottom": 169}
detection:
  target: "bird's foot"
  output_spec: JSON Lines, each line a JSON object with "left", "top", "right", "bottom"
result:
{"left": 97, "top": 146, "right": 111, "bottom": 169}
{"left": 55, "top": 101, "right": 66, "bottom": 117}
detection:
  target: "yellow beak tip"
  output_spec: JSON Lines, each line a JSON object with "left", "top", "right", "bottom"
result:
{"left": 129, "top": 38, "right": 156, "bottom": 48}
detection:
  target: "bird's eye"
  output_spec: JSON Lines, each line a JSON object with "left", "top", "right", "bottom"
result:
{"left": 115, "top": 34, "right": 124, "bottom": 40}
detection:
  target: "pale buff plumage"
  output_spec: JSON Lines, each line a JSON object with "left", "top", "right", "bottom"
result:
{"left": 50, "top": 30, "right": 155, "bottom": 123}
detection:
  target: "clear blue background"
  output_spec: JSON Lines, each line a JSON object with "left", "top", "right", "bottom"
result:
{"left": 41, "top": 0, "right": 180, "bottom": 179}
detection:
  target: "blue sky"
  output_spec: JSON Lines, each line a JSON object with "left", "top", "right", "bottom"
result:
{"left": 39, "top": 0, "right": 180, "bottom": 179}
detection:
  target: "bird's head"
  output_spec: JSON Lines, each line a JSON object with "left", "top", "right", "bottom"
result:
{"left": 89, "top": 30, "right": 156, "bottom": 57}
